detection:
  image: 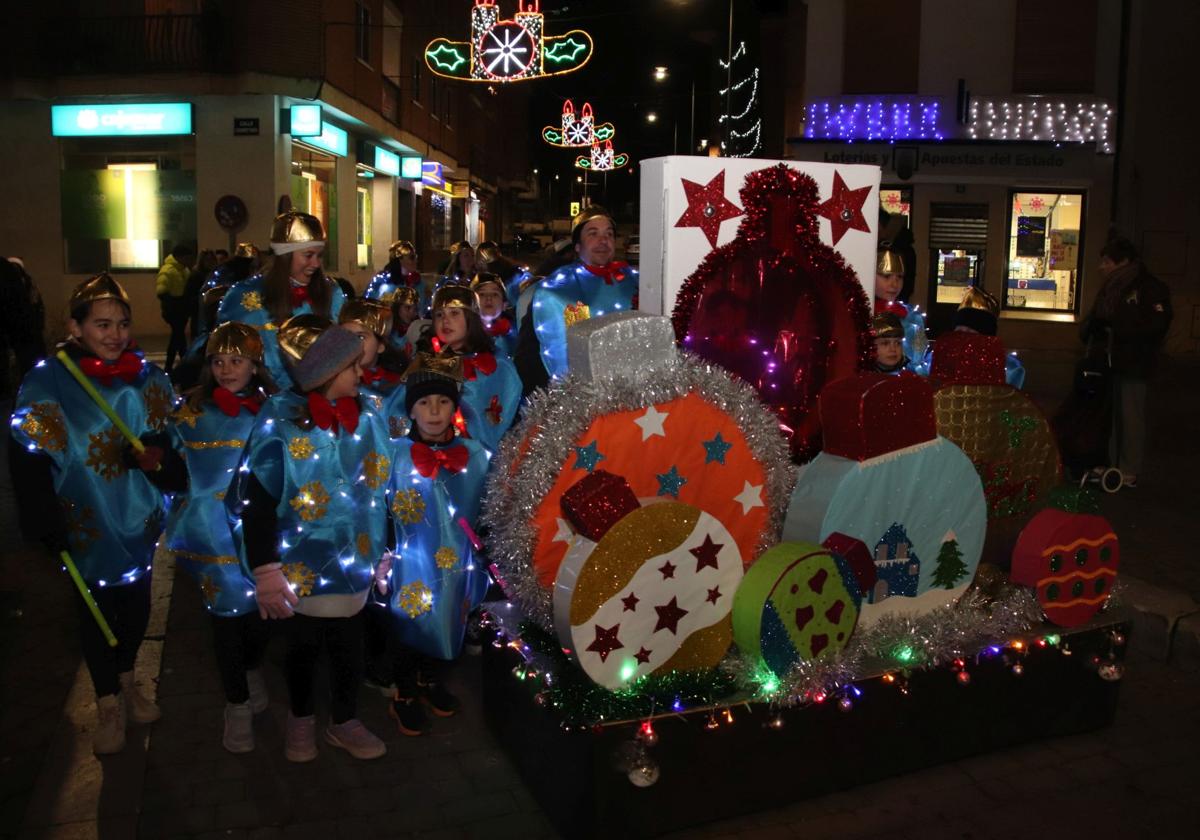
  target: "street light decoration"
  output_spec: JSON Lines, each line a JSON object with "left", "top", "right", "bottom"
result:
{"left": 425, "top": 1, "right": 594, "bottom": 83}
{"left": 575, "top": 139, "right": 630, "bottom": 171}
{"left": 542, "top": 100, "right": 616, "bottom": 147}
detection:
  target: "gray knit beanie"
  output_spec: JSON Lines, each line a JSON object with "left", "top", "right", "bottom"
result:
{"left": 291, "top": 325, "right": 364, "bottom": 391}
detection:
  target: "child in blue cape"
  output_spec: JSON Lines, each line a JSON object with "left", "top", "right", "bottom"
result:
{"left": 471, "top": 271, "right": 518, "bottom": 360}
{"left": 338, "top": 298, "right": 410, "bottom": 438}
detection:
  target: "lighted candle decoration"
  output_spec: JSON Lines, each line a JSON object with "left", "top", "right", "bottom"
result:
{"left": 542, "top": 100, "right": 617, "bottom": 148}
{"left": 575, "top": 139, "right": 630, "bottom": 171}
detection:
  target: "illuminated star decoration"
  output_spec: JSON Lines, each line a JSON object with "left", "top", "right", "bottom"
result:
{"left": 572, "top": 440, "right": 606, "bottom": 472}
{"left": 702, "top": 432, "right": 733, "bottom": 465}
{"left": 653, "top": 597, "right": 689, "bottom": 635}
{"left": 424, "top": 1, "right": 593, "bottom": 84}
{"left": 542, "top": 100, "right": 617, "bottom": 147}
{"left": 674, "top": 170, "right": 744, "bottom": 248}
{"left": 575, "top": 139, "right": 630, "bottom": 171}
{"left": 814, "top": 171, "right": 872, "bottom": 245}
{"left": 656, "top": 465, "right": 687, "bottom": 498}
{"left": 586, "top": 623, "right": 624, "bottom": 662}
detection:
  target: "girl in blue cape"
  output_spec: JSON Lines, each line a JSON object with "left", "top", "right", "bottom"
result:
{"left": 338, "top": 298, "right": 411, "bottom": 438}
{"left": 166, "top": 321, "right": 277, "bottom": 754}
{"left": 471, "top": 271, "right": 518, "bottom": 360}
{"left": 217, "top": 211, "right": 345, "bottom": 389}
{"left": 365, "top": 240, "right": 427, "bottom": 325}
{"left": 10, "top": 274, "right": 184, "bottom": 754}
{"left": 427, "top": 285, "right": 521, "bottom": 455}
{"left": 382, "top": 353, "right": 490, "bottom": 736}
{"left": 227, "top": 324, "right": 391, "bottom": 763}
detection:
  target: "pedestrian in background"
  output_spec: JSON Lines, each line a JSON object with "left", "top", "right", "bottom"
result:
{"left": 0, "top": 257, "right": 46, "bottom": 396}
{"left": 184, "top": 249, "right": 219, "bottom": 342}
{"left": 156, "top": 242, "right": 197, "bottom": 374}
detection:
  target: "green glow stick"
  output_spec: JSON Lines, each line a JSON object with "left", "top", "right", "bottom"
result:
{"left": 55, "top": 350, "right": 145, "bottom": 452}
{"left": 60, "top": 550, "right": 118, "bottom": 648}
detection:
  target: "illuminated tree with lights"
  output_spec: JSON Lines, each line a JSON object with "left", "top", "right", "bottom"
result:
{"left": 719, "top": 41, "right": 761, "bottom": 158}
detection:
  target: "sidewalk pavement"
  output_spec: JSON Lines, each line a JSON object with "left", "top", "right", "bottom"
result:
{"left": 3, "top": 354, "right": 1198, "bottom": 839}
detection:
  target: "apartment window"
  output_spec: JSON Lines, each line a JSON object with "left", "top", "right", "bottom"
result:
{"left": 1004, "top": 190, "right": 1086, "bottom": 314}
{"left": 355, "top": 2, "right": 371, "bottom": 65}
{"left": 411, "top": 55, "right": 422, "bottom": 105}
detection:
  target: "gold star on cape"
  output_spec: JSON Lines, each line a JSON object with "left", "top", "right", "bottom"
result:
{"left": 198, "top": 574, "right": 221, "bottom": 606}
{"left": 361, "top": 451, "right": 390, "bottom": 490}
{"left": 86, "top": 427, "right": 126, "bottom": 481}
{"left": 19, "top": 402, "right": 67, "bottom": 453}
{"left": 289, "top": 481, "right": 329, "bottom": 522}
{"left": 171, "top": 402, "right": 203, "bottom": 428}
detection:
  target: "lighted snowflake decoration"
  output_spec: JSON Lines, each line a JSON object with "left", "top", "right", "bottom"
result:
{"left": 434, "top": 546, "right": 459, "bottom": 570}
{"left": 356, "top": 532, "right": 372, "bottom": 558}
{"left": 240, "top": 291, "right": 262, "bottom": 312}
{"left": 19, "top": 402, "right": 67, "bottom": 453}
{"left": 288, "top": 437, "right": 315, "bottom": 460}
{"left": 86, "top": 427, "right": 126, "bottom": 481}
{"left": 391, "top": 488, "right": 426, "bottom": 525}
{"left": 360, "top": 451, "right": 390, "bottom": 491}
{"left": 397, "top": 580, "right": 433, "bottom": 618}
{"left": 144, "top": 383, "right": 173, "bottom": 431}
{"left": 289, "top": 481, "right": 329, "bottom": 522}
{"left": 282, "top": 562, "right": 317, "bottom": 597}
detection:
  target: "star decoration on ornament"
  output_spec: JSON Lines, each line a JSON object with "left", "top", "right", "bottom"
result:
{"left": 658, "top": 560, "right": 677, "bottom": 580}
{"left": 656, "top": 465, "right": 688, "bottom": 498}
{"left": 734, "top": 481, "right": 765, "bottom": 515}
{"left": 653, "top": 597, "right": 689, "bottom": 635}
{"left": 621, "top": 592, "right": 640, "bottom": 612}
{"left": 634, "top": 646, "right": 652, "bottom": 665}
{"left": 689, "top": 535, "right": 723, "bottom": 572}
{"left": 634, "top": 405, "right": 668, "bottom": 441}
{"left": 702, "top": 432, "right": 733, "bottom": 465}
{"left": 674, "top": 171, "right": 743, "bottom": 248}
{"left": 815, "top": 171, "right": 872, "bottom": 245}
{"left": 586, "top": 623, "right": 624, "bottom": 662}
{"left": 572, "top": 440, "right": 606, "bottom": 472}
{"left": 706, "top": 586, "right": 722, "bottom": 605}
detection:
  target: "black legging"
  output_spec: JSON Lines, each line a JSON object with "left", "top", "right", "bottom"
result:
{"left": 76, "top": 571, "right": 153, "bottom": 698}
{"left": 210, "top": 611, "right": 272, "bottom": 705}
{"left": 283, "top": 612, "right": 363, "bottom": 724}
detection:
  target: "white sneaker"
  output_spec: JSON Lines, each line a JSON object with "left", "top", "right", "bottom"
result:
{"left": 223, "top": 702, "right": 255, "bottom": 754}
{"left": 324, "top": 718, "right": 387, "bottom": 760}
{"left": 94, "top": 694, "right": 126, "bottom": 755}
{"left": 118, "top": 671, "right": 161, "bottom": 724}
{"left": 246, "top": 669, "right": 269, "bottom": 714}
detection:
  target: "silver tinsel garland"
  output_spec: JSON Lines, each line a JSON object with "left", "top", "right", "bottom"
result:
{"left": 482, "top": 352, "right": 796, "bottom": 629}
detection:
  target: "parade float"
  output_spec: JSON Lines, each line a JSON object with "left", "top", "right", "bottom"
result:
{"left": 477, "top": 158, "right": 1128, "bottom": 838}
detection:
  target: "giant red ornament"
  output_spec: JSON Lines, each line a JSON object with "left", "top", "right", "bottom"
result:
{"left": 673, "top": 164, "right": 873, "bottom": 462}
{"left": 815, "top": 171, "right": 872, "bottom": 245}
{"left": 674, "top": 170, "right": 744, "bottom": 249}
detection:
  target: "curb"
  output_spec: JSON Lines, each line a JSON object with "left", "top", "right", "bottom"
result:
{"left": 1117, "top": 575, "right": 1200, "bottom": 664}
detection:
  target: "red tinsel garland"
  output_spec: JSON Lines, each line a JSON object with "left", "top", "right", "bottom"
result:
{"left": 672, "top": 164, "right": 873, "bottom": 463}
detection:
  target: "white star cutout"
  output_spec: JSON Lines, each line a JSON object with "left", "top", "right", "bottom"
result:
{"left": 734, "top": 481, "right": 764, "bottom": 514}
{"left": 553, "top": 517, "right": 575, "bottom": 545}
{"left": 633, "top": 406, "right": 668, "bottom": 441}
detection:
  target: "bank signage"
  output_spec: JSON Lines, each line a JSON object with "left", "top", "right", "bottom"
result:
{"left": 299, "top": 123, "right": 348, "bottom": 157}
{"left": 400, "top": 156, "right": 423, "bottom": 179}
{"left": 51, "top": 103, "right": 193, "bottom": 137}
{"left": 288, "top": 105, "right": 323, "bottom": 137}
{"left": 372, "top": 146, "right": 400, "bottom": 176}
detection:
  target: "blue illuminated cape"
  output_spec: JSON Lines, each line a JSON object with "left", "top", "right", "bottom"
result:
{"left": 386, "top": 436, "right": 490, "bottom": 659}
{"left": 216, "top": 274, "right": 346, "bottom": 390}
{"left": 166, "top": 397, "right": 257, "bottom": 617}
{"left": 10, "top": 351, "right": 173, "bottom": 586}
{"left": 529, "top": 260, "right": 639, "bottom": 380}
{"left": 483, "top": 316, "right": 518, "bottom": 360}
{"left": 457, "top": 351, "right": 522, "bottom": 454}
{"left": 365, "top": 266, "right": 428, "bottom": 321}
{"left": 359, "top": 372, "right": 411, "bottom": 440}
{"left": 226, "top": 391, "right": 390, "bottom": 603}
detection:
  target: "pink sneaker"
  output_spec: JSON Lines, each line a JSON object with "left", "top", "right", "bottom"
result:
{"left": 285, "top": 713, "right": 318, "bottom": 763}
{"left": 323, "top": 718, "right": 386, "bottom": 760}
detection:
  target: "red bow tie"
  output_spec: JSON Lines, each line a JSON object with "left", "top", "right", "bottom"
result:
{"left": 876, "top": 298, "right": 908, "bottom": 319}
{"left": 485, "top": 317, "right": 512, "bottom": 338}
{"left": 411, "top": 442, "right": 470, "bottom": 478}
{"left": 212, "top": 387, "right": 263, "bottom": 417}
{"left": 289, "top": 283, "right": 311, "bottom": 309}
{"left": 461, "top": 352, "right": 497, "bottom": 381}
{"left": 78, "top": 351, "right": 143, "bottom": 386}
{"left": 307, "top": 392, "right": 359, "bottom": 434}
{"left": 584, "top": 261, "right": 630, "bottom": 285}
{"left": 362, "top": 366, "right": 402, "bottom": 386}
{"left": 405, "top": 270, "right": 422, "bottom": 288}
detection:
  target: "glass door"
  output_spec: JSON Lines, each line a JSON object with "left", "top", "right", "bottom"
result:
{"left": 926, "top": 203, "right": 989, "bottom": 335}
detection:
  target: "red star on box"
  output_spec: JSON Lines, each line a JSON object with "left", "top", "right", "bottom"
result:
{"left": 653, "top": 597, "right": 689, "bottom": 635}
{"left": 689, "top": 535, "right": 722, "bottom": 572}
{"left": 586, "top": 623, "right": 624, "bottom": 662}
{"left": 705, "top": 585, "right": 722, "bottom": 605}
{"left": 815, "top": 171, "right": 871, "bottom": 246}
{"left": 634, "top": 646, "right": 652, "bottom": 665}
{"left": 675, "top": 170, "right": 743, "bottom": 249}
{"left": 621, "top": 592, "right": 640, "bottom": 612}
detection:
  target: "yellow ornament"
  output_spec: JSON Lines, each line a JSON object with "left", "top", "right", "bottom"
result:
{"left": 356, "top": 532, "right": 372, "bottom": 557}
{"left": 241, "top": 291, "right": 263, "bottom": 312}
{"left": 391, "top": 488, "right": 426, "bottom": 525}
{"left": 563, "top": 301, "right": 591, "bottom": 328}
{"left": 434, "top": 546, "right": 459, "bottom": 570}
{"left": 397, "top": 580, "right": 433, "bottom": 618}
{"left": 288, "top": 436, "right": 316, "bottom": 460}
{"left": 289, "top": 481, "right": 329, "bottom": 522}
{"left": 282, "top": 562, "right": 317, "bottom": 597}
{"left": 144, "top": 382, "right": 173, "bottom": 431}
{"left": 20, "top": 402, "right": 67, "bottom": 453}
{"left": 171, "top": 401, "right": 203, "bottom": 429}
{"left": 86, "top": 427, "right": 126, "bottom": 481}
{"left": 361, "top": 451, "right": 390, "bottom": 491}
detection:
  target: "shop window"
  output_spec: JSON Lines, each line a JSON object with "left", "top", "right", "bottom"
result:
{"left": 355, "top": 2, "right": 371, "bottom": 65}
{"left": 289, "top": 146, "right": 338, "bottom": 269}
{"left": 879, "top": 187, "right": 912, "bottom": 227}
{"left": 59, "top": 140, "right": 196, "bottom": 274}
{"left": 1004, "top": 191, "right": 1085, "bottom": 313}
{"left": 356, "top": 185, "right": 372, "bottom": 269}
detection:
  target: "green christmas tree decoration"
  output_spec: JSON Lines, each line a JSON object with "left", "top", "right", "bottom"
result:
{"left": 931, "top": 538, "right": 968, "bottom": 589}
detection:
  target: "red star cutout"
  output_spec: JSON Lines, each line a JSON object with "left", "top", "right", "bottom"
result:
{"left": 815, "top": 171, "right": 871, "bottom": 246}
{"left": 586, "top": 623, "right": 624, "bottom": 662}
{"left": 705, "top": 586, "right": 722, "bottom": 605}
{"left": 674, "top": 170, "right": 743, "bottom": 248}
{"left": 689, "top": 535, "right": 723, "bottom": 572}
{"left": 653, "top": 597, "right": 689, "bottom": 635}
{"left": 634, "top": 646, "right": 652, "bottom": 665}
{"left": 621, "top": 592, "right": 640, "bottom": 612}
{"left": 658, "top": 560, "right": 676, "bottom": 580}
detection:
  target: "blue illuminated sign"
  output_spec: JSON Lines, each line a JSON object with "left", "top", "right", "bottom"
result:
{"left": 400, "top": 156, "right": 423, "bottom": 179}
{"left": 289, "top": 104, "right": 323, "bottom": 137}
{"left": 299, "top": 123, "right": 348, "bottom": 157}
{"left": 422, "top": 160, "right": 445, "bottom": 189}
{"left": 51, "top": 103, "right": 193, "bottom": 137}
{"left": 373, "top": 146, "right": 400, "bottom": 176}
